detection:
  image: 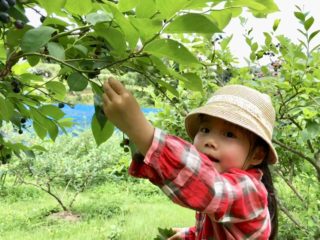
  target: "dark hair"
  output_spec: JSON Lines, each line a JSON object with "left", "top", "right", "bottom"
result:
{"left": 253, "top": 139, "right": 278, "bottom": 240}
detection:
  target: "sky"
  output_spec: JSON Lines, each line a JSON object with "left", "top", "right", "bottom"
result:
{"left": 26, "top": 1, "right": 320, "bottom": 66}
{"left": 225, "top": 0, "right": 320, "bottom": 65}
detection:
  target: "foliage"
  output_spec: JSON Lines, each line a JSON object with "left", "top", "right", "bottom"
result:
{"left": 6, "top": 128, "right": 130, "bottom": 211}
{"left": 0, "top": 0, "right": 279, "bottom": 160}
{"left": 0, "top": 178, "right": 194, "bottom": 240}
{"left": 154, "top": 227, "right": 175, "bottom": 240}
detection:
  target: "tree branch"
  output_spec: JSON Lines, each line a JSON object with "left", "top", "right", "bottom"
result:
{"left": 276, "top": 197, "right": 307, "bottom": 232}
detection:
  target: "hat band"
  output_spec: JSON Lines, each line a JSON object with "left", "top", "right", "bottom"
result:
{"left": 206, "top": 95, "right": 273, "bottom": 135}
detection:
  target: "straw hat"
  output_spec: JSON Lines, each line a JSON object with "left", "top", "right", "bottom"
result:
{"left": 185, "top": 84, "right": 278, "bottom": 164}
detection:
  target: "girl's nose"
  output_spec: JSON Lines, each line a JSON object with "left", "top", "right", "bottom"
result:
{"left": 204, "top": 137, "right": 218, "bottom": 149}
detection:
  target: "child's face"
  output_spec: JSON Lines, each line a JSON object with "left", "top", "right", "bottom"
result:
{"left": 193, "top": 116, "right": 252, "bottom": 173}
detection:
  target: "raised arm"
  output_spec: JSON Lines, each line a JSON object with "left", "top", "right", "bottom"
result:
{"left": 102, "top": 77, "right": 154, "bottom": 155}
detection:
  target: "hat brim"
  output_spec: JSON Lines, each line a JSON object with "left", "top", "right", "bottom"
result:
{"left": 185, "top": 103, "right": 278, "bottom": 164}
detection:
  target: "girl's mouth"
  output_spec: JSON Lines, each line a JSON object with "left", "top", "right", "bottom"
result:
{"left": 208, "top": 156, "right": 220, "bottom": 163}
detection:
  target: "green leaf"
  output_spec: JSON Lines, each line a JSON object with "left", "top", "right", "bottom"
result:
{"left": 220, "top": 35, "right": 233, "bottom": 50}
{"left": 19, "top": 73, "right": 43, "bottom": 84}
{"left": 263, "top": 32, "right": 272, "bottom": 46}
{"left": 0, "top": 41, "right": 6, "bottom": 60}
{"left": 304, "top": 17, "right": 314, "bottom": 31}
{"left": 223, "top": 5, "right": 242, "bottom": 18}
{"left": 150, "top": 55, "right": 170, "bottom": 74}
{"left": 308, "top": 30, "right": 320, "bottom": 43}
{"left": 39, "top": 105, "right": 65, "bottom": 120}
{"left": 7, "top": 5, "right": 29, "bottom": 22}
{"left": 144, "top": 39, "right": 200, "bottom": 66}
{"left": 30, "top": 107, "right": 56, "bottom": 139}
{"left": 91, "top": 113, "right": 114, "bottom": 146}
{"left": 73, "top": 44, "right": 88, "bottom": 56}
{"left": 130, "top": 18, "right": 162, "bottom": 42}
{"left": 136, "top": 0, "right": 157, "bottom": 18}
{"left": 209, "top": 9, "right": 232, "bottom": 30}
{"left": 33, "top": 121, "right": 47, "bottom": 139}
{"left": 21, "top": 26, "right": 56, "bottom": 53}
{"left": 42, "top": 17, "right": 68, "bottom": 27}
{"left": 64, "top": 0, "right": 93, "bottom": 15}
{"left": 273, "top": 18, "right": 280, "bottom": 32}
{"left": 154, "top": 227, "right": 175, "bottom": 240}
{"left": 294, "top": 11, "right": 305, "bottom": 22}
{"left": 0, "top": 96, "right": 14, "bottom": 121}
{"left": 46, "top": 81, "right": 67, "bottom": 101}
{"left": 47, "top": 42, "right": 65, "bottom": 60}
{"left": 58, "top": 118, "right": 74, "bottom": 128}
{"left": 95, "top": 24, "right": 127, "bottom": 55}
{"left": 26, "top": 56, "right": 40, "bottom": 66}
{"left": 229, "top": 0, "right": 265, "bottom": 11}
{"left": 94, "top": 105, "right": 106, "bottom": 128}
{"left": 118, "top": 0, "right": 140, "bottom": 12}
{"left": 36, "top": 0, "right": 66, "bottom": 14}
{"left": 102, "top": 2, "right": 139, "bottom": 50}
{"left": 251, "top": 42, "right": 258, "bottom": 52}
{"left": 67, "top": 72, "right": 88, "bottom": 91}
{"left": 157, "top": 79, "right": 179, "bottom": 97}
{"left": 250, "top": 52, "right": 256, "bottom": 61}
{"left": 47, "top": 120, "right": 59, "bottom": 141}
{"left": 180, "top": 72, "right": 203, "bottom": 92}
{"left": 86, "top": 11, "right": 113, "bottom": 25}
{"left": 91, "top": 82, "right": 103, "bottom": 96}
{"left": 164, "top": 13, "right": 221, "bottom": 34}
{"left": 305, "top": 120, "right": 320, "bottom": 139}
{"left": 6, "top": 25, "right": 33, "bottom": 48}
{"left": 155, "top": 0, "right": 189, "bottom": 19}
{"left": 249, "top": 0, "right": 279, "bottom": 16}
{"left": 30, "top": 107, "right": 50, "bottom": 126}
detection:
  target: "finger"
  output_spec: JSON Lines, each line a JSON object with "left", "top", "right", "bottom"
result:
{"left": 171, "top": 228, "right": 181, "bottom": 233}
{"left": 103, "top": 80, "right": 119, "bottom": 101}
{"left": 108, "top": 77, "right": 126, "bottom": 95}
{"left": 102, "top": 93, "right": 110, "bottom": 106}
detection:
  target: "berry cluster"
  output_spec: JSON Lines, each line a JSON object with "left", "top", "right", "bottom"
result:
{"left": 0, "top": 144, "right": 11, "bottom": 164}
{"left": 0, "top": 0, "right": 24, "bottom": 29}
{"left": 11, "top": 78, "right": 21, "bottom": 93}
{"left": 120, "top": 138, "right": 130, "bottom": 153}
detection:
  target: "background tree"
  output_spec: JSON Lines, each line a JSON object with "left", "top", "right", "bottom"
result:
{"left": 0, "top": 0, "right": 279, "bottom": 158}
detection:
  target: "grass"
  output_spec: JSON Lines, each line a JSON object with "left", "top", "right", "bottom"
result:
{"left": 0, "top": 179, "right": 194, "bottom": 240}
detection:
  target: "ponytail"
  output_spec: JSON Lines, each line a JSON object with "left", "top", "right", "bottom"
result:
{"left": 251, "top": 136, "right": 278, "bottom": 240}
{"left": 259, "top": 160, "right": 278, "bottom": 240}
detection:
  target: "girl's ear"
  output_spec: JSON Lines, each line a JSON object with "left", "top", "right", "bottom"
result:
{"left": 251, "top": 146, "right": 266, "bottom": 166}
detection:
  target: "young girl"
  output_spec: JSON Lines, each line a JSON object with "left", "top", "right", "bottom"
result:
{"left": 102, "top": 77, "right": 278, "bottom": 240}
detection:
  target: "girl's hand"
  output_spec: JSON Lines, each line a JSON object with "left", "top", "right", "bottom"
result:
{"left": 167, "top": 228, "right": 184, "bottom": 240}
{"left": 102, "top": 77, "right": 154, "bottom": 155}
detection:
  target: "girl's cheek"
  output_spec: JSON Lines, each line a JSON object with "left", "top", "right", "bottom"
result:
{"left": 221, "top": 150, "right": 241, "bottom": 167}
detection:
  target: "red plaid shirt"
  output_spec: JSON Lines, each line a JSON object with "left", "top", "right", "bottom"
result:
{"left": 129, "top": 129, "right": 271, "bottom": 240}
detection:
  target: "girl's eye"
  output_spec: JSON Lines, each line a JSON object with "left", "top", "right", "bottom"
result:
{"left": 200, "top": 127, "right": 210, "bottom": 133}
{"left": 224, "top": 131, "right": 236, "bottom": 138}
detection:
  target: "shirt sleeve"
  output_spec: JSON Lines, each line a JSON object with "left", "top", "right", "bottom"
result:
{"left": 180, "top": 227, "right": 196, "bottom": 240}
{"left": 129, "top": 128, "right": 268, "bottom": 223}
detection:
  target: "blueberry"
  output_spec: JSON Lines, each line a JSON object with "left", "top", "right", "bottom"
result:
{"left": 6, "top": 0, "right": 15, "bottom": 6}
{"left": 14, "top": 20, "right": 24, "bottom": 29}
{"left": 0, "top": 0, "right": 9, "bottom": 12}
{"left": 0, "top": 12, "right": 10, "bottom": 23}
{"left": 13, "top": 87, "right": 20, "bottom": 93}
